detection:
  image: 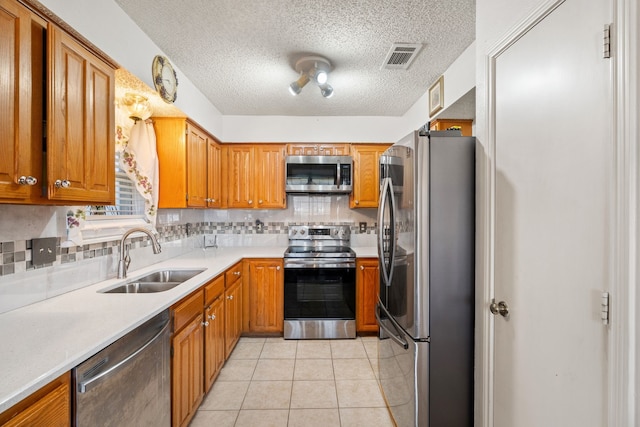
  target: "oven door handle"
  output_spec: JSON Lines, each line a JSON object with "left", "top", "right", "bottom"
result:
{"left": 375, "top": 302, "right": 409, "bottom": 350}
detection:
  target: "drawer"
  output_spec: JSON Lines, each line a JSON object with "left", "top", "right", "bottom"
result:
{"left": 204, "top": 274, "right": 225, "bottom": 306}
{"left": 225, "top": 261, "right": 243, "bottom": 287}
{"left": 172, "top": 289, "right": 203, "bottom": 332}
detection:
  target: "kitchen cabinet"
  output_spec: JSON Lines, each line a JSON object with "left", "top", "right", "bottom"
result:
{"left": 0, "top": 372, "right": 70, "bottom": 426}
{"left": 0, "top": 0, "right": 45, "bottom": 202}
{"left": 286, "top": 143, "right": 350, "bottom": 156}
{"left": 224, "top": 261, "right": 244, "bottom": 358}
{"left": 203, "top": 274, "right": 225, "bottom": 392}
{"left": 0, "top": 1, "right": 116, "bottom": 205}
{"left": 356, "top": 258, "right": 379, "bottom": 333}
{"left": 206, "top": 139, "right": 223, "bottom": 208}
{"left": 226, "top": 144, "right": 286, "bottom": 209}
{"left": 246, "top": 258, "right": 284, "bottom": 334}
{"left": 154, "top": 117, "right": 209, "bottom": 208}
{"left": 350, "top": 144, "right": 391, "bottom": 208}
{"left": 171, "top": 290, "right": 204, "bottom": 427}
{"left": 47, "top": 25, "right": 115, "bottom": 204}
{"left": 429, "top": 118, "right": 473, "bottom": 136}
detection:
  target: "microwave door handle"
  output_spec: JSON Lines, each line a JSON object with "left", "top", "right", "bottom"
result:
{"left": 336, "top": 162, "right": 341, "bottom": 187}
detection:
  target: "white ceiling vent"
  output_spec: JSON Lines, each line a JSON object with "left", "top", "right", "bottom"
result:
{"left": 382, "top": 43, "right": 423, "bottom": 70}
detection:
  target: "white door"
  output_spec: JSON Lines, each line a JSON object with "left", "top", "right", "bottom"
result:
{"left": 492, "top": 1, "right": 611, "bottom": 425}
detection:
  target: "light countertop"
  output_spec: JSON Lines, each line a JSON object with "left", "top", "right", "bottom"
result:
{"left": 0, "top": 245, "right": 377, "bottom": 412}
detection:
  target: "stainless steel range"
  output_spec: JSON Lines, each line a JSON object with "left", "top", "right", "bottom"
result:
{"left": 283, "top": 225, "right": 356, "bottom": 339}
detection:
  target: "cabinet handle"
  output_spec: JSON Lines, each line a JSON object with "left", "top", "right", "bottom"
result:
{"left": 17, "top": 176, "right": 38, "bottom": 186}
{"left": 276, "top": 266, "right": 281, "bottom": 271}
{"left": 227, "top": 295, "right": 234, "bottom": 300}
{"left": 208, "top": 314, "right": 216, "bottom": 320}
{"left": 258, "top": 200, "right": 263, "bottom": 204}
{"left": 54, "top": 179, "right": 71, "bottom": 188}
{"left": 248, "top": 199, "right": 253, "bottom": 205}
{"left": 202, "top": 321, "right": 209, "bottom": 327}
{"left": 354, "top": 200, "right": 359, "bottom": 205}
{"left": 233, "top": 271, "right": 240, "bottom": 276}
{"left": 360, "top": 265, "right": 364, "bottom": 270}
{"left": 205, "top": 198, "right": 211, "bottom": 202}
{"left": 211, "top": 198, "right": 216, "bottom": 203}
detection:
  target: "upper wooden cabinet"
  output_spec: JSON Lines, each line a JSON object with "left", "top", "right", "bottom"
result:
{"left": 287, "top": 143, "right": 350, "bottom": 156}
{"left": 350, "top": 143, "right": 391, "bottom": 208}
{"left": 0, "top": 1, "right": 116, "bottom": 205}
{"left": 154, "top": 118, "right": 210, "bottom": 208}
{"left": 429, "top": 119, "right": 473, "bottom": 136}
{"left": 0, "top": 0, "right": 44, "bottom": 202}
{"left": 47, "top": 25, "right": 115, "bottom": 203}
{"left": 206, "top": 139, "right": 223, "bottom": 208}
{"left": 226, "top": 144, "right": 286, "bottom": 209}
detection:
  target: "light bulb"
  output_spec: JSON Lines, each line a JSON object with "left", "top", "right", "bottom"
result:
{"left": 289, "top": 73, "right": 310, "bottom": 96}
{"left": 315, "top": 70, "right": 328, "bottom": 85}
{"left": 320, "top": 84, "right": 334, "bottom": 98}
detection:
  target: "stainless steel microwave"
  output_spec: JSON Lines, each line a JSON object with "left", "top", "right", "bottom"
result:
{"left": 285, "top": 155, "right": 353, "bottom": 193}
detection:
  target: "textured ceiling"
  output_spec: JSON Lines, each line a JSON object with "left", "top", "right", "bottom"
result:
{"left": 114, "top": 0, "right": 475, "bottom": 117}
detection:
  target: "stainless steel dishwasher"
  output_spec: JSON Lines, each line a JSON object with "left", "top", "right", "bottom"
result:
{"left": 73, "top": 310, "right": 171, "bottom": 426}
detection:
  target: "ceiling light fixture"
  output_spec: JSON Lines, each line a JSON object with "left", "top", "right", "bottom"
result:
{"left": 121, "top": 92, "right": 152, "bottom": 122}
{"left": 289, "top": 55, "right": 334, "bottom": 98}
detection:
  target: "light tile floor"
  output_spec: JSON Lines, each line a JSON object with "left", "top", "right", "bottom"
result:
{"left": 190, "top": 336, "right": 393, "bottom": 427}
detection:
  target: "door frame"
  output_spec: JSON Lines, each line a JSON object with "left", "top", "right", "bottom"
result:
{"left": 476, "top": 0, "right": 637, "bottom": 426}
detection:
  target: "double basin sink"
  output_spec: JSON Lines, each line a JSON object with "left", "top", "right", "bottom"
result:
{"left": 101, "top": 269, "right": 205, "bottom": 294}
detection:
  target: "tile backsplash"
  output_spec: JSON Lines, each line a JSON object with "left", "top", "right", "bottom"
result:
{"left": 0, "top": 195, "right": 377, "bottom": 313}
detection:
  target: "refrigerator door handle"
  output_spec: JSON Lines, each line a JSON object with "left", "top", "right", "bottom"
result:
{"left": 376, "top": 302, "right": 409, "bottom": 350}
{"left": 377, "top": 177, "right": 396, "bottom": 287}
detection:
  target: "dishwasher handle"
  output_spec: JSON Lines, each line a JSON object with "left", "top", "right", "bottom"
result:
{"left": 78, "top": 319, "right": 170, "bottom": 394}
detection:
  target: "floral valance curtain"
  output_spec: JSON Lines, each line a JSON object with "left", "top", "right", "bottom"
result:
{"left": 115, "top": 101, "right": 159, "bottom": 225}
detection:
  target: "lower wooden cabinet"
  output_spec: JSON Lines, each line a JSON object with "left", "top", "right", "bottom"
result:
{"left": 204, "top": 275, "right": 225, "bottom": 392}
{"left": 171, "top": 290, "right": 204, "bottom": 427}
{"left": 246, "top": 259, "right": 284, "bottom": 334}
{"left": 224, "top": 277, "right": 243, "bottom": 358}
{"left": 356, "top": 258, "right": 380, "bottom": 333}
{"left": 0, "top": 372, "right": 70, "bottom": 427}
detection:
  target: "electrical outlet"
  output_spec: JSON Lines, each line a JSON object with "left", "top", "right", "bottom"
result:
{"left": 204, "top": 235, "right": 217, "bottom": 247}
{"left": 359, "top": 222, "right": 367, "bottom": 233}
{"left": 32, "top": 237, "right": 57, "bottom": 266}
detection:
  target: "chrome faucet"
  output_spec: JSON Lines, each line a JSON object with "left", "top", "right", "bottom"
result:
{"left": 117, "top": 227, "right": 162, "bottom": 279}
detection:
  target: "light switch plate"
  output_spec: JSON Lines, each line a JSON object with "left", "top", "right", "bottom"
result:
{"left": 32, "top": 237, "right": 57, "bottom": 266}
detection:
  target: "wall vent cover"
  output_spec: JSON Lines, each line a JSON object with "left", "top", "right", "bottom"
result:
{"left": 382, "top": 43, "right": 423, "bottom": 70}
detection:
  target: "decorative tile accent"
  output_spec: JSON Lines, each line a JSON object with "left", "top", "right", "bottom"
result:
{"left": 0, "top": 220, "right": 377, "bottom": 278}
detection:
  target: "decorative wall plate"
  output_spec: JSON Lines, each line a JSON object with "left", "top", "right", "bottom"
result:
{"left": 152, "top": 55, "right": 178, "bottom": 103}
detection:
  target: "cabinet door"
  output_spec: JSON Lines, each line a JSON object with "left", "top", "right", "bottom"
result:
{"left": 204, "top": 295, "right": 225, "bottom": 393}
{"left": 429, "top": 119, "right": 473, "bottom": 136}
{"left": 350, "top": 144, "right": 387, "bottom": 208}
{"left": 207, "top": 139, "right": 222, "bottom": 208}
{"left": 172, "top": 314, "right": 204, "bottom": 427}
{"left": 227, "top": 145, "right": 254, "bottom": 208}
{"left": 248, "top": 259, "right": 284, "bottom": 333}
{"left": 0, "top": 372, "right": 70, "bottom": 427}
{"left": 356, "top": 258, "right": 380, "bottom": 333}
{"left": 155, "top": 118, "right": 188, "bottom": 208}
{"left": 319, "top": 143, "right": 350, "bottom": 155}
{"left": 255, "top": 144, "right": 286, "bottom": 209}
{"left": 186, "top": 122, "right": 207, "bottom": 207}
{"left": 225, "top": 279, "right": 243, "bottom": 358}
{"left": 0, "top": 1, "right": 44, "bottom": 202}
{"left": 48, "top": 25, "right": 115, "bottom": 203}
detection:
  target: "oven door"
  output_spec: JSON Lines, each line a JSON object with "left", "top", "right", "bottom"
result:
{"left": 283, "top": 262, "right": 356, "bottom": 339}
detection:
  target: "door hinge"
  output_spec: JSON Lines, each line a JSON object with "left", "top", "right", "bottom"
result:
{"left": 603, "top": 24, "right": 611, "bottom": 59}
{"left": 601, "top": 291, "right": 610, "bottom": 325}
{"left": 185, "top": 193, "right": 189, "bottom": 201}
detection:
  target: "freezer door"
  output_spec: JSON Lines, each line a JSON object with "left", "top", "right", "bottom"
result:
{"left": 377, "top": 302, "right": 428, "bottom": 427}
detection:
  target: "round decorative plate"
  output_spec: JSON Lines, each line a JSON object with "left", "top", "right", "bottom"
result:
{"left": 152, "top": 55, "right": 178, "bottom": 103}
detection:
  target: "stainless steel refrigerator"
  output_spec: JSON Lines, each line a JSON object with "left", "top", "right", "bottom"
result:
{"left": 376, "top": 130, "right": 474, "bottom": 427}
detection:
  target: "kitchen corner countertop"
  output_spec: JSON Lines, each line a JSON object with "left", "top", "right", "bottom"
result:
{"left": 0, "top": 245, "right": 377, "bottom": 413}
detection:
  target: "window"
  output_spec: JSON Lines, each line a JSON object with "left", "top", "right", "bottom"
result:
{"left": 88, "top": 151, "right": 146, "bottom": 216}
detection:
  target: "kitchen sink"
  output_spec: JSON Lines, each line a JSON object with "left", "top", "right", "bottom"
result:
{"left": 101, "top": 269, "right": 205, "bottom": 294}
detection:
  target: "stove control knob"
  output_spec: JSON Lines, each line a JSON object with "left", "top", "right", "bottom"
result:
{"left": 300, "top": 229, "right": 306, "bottom": 235}
{"left": 337, "top": 229, "right": 345, "bottom": 238}
{"left": 332, "top": 229, "right": 338, "bottom": 236}
{"left": 291, "top": 229, "right": 297, "bottom": 235}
